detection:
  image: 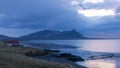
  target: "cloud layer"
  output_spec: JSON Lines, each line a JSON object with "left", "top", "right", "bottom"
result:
{"left": 0, "top": 0, "right": 87, "bottom": 29}
{"left": 0, "top": 0, "right": 120, "bottom": 38}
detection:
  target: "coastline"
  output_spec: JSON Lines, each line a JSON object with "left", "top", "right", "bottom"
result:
{"left": 21, "top": 40, "right": 120, "bottom": 68}
{"left": 0, "top": 43, "right": 86, "bottom": 68}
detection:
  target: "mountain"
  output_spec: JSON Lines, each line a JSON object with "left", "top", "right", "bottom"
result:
{"left": 19, "top": 29, "right": 87, "bottom": 40}
{"left": 0, "top": 35, "right": 17, "bottom": 40}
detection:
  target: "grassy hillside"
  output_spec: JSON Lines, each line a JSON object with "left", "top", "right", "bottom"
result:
{"left": 0, "top": 44, "right": 78, "bottom": 68}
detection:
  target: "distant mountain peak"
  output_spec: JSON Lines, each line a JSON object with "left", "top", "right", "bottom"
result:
{"left": 70, "top": 29, "right": 80, "bottom": 34}
{"left": 71, "top": 29, "right": 77, "bottom": 32}
{"left": 19, "top": 30, "right": 87, "bottom": 40}
{"left": 43, "top": 29, "right": 60, "bottom": 32}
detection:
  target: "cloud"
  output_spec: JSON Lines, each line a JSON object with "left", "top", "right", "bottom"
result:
{"left": 80, "top": 0, "right": 120, "bottom": 9}
{"left": 116, "top": 7, "right": 120, "bottom": 13}
{"left": 78, "top": 9, "right": 115, "bottom": 17}
{"left": 0, "top": 0, "right": 87, "bottom": 30}
{"left": 0, "top": 0, "right": 120, "bottom": 38}
{"left": 82, "top": 14, "right": 120, "bottom": 38}
{"left": 83, "top": 0, "right": 104, "bottom": 4}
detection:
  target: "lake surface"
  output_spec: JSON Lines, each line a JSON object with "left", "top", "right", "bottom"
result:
{"left": 22, "top": 39, "right": 120, "bottom": 68}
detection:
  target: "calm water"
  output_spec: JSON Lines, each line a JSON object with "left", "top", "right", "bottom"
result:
{"left": 23, "top": 39, "right": 120, "bottom": 68}
{"left": 26, "top": 39, "right": 120, "bottom": 53}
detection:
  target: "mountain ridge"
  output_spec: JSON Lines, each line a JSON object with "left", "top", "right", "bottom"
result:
{"left": 18, "top": 29, "right": 87, "bottom": 40}
{"left": 0, "top": 35, "right": 17, "bottom": 40}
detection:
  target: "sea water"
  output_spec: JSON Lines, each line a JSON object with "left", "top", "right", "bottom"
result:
{"left": 22, "top": 39, "right": 120, "bottom": 68}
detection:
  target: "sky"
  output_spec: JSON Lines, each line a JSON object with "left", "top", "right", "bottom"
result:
{"left": 0, "top": 0, "right": 120, "bottom": 38}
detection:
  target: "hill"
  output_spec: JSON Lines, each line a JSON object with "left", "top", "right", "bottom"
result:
{"left": 0, "top": 35, "right": 17, "bottom": 40}
{"left": 19, "top": 29, "right": 87, "bottom": 40}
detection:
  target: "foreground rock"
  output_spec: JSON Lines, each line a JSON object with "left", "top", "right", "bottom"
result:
{"left": 25, "top": 49, "right": 85, "bottom": 62}
{"left": 25, "top": 49, "right": 86, "bottom": 68}
{"left": 89, "top": 54, "right": 120, "bottom": 60}
{"left": 44, "top": 49, "right": 61, "bottom": 52}
{"left": 56, "top": 53, "right": 84, "bottom": 62}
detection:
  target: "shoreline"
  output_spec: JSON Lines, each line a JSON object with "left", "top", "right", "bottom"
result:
{"left": 22, "top": 42, "right": 120, "bottom": 68}
{"left": 0, "top": 43, "right": 86, "bottom": 68}
{"left": 24, "top": 47, "right": 86, "bottom": 68}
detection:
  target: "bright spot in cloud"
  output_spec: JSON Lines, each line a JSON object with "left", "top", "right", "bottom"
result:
{"left": 83, "top": 0, "right": 104, "bottom": 3}
{"left": 70, "top": 0, "right": 80, "bottom": 5}
{"left": 78, "top": 9, "right": 115, "bottom": 17}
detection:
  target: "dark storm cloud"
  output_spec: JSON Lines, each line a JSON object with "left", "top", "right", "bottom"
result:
{"left": 0, "top": 0, "right": 87, "bottom": 29}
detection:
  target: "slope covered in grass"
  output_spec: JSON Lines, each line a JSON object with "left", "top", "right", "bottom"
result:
{"left": 0, "top": 44, "right": 82, "bottom": 68}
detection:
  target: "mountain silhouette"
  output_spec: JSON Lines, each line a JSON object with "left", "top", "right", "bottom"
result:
{"left": 19, "top": 29, "right": 87, "bottom": 40}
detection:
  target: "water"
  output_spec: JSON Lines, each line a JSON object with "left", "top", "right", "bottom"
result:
{"left": 25, "top": 39, "right": 120, "bottom": 53}
{"left": 77, "top": 59, "right": 120, "bottom": 68}
{"left": 22, "top": 39, "right": 120, "bottom": 68}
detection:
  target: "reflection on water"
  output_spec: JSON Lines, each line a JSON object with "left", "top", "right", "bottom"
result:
{"left": 82, "top": 40, "right": 120, "bottom": 53}
{"left": 77, "top": 59, "right": 120, "bottom": 68}
{"left": 28, "top": 40, "right": 120, "bottom": 53}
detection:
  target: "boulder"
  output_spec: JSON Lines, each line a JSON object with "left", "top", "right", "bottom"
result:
{"left": 44, "top": 49, "right": 60, "bottom": 52}
{"left": 57, "top": 53, "right": 84, "bottom": 62}
{"left": 25, "top": 50, "right": 48, "bottom": 56}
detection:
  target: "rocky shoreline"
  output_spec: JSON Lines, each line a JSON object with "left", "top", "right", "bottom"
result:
{"left": 0, "top": 43, "right": 88, "bottom": 68}
{"left": 25, "top": 49, "right": 86, "bottom": 68}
